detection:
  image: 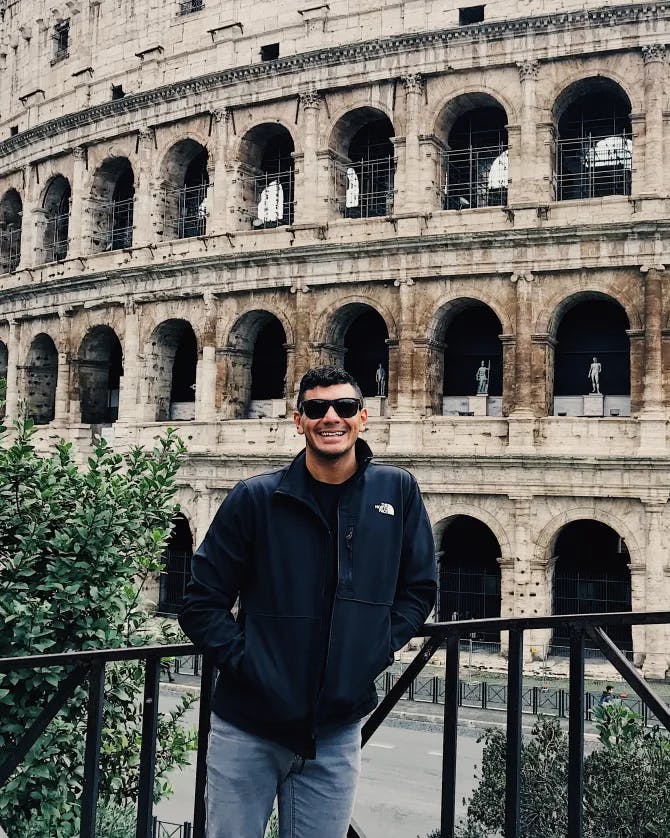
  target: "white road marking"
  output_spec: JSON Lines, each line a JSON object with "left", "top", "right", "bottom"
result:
{"left": 368, "top": 742, "right": 395, "bottom": 750}
{"left": 428, "top": 750, "right": 443, "bottom": 756}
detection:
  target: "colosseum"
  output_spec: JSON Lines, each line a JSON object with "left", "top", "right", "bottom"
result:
{"left": 0, "top": 0, "right": 668, "bottom": 673}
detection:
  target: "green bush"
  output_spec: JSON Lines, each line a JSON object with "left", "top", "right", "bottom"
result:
{"left": 0, "top": 413, "right": 197, "bottom": 837}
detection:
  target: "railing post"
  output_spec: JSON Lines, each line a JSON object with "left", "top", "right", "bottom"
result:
{"left": 532, "top": 685, "right": 538, "bottom": 715}
{"left": 136, "top": 656, "right": 162, "bottom": 838}
{"left": 568, "top": 626, "right": 585, "bottom": 838}
{"left": 482, "top": 681, "right": 488, "bottom": 710}
{"left": 80, "top": 661, "right": 106, "bottom": 838}
{"left": 193, "top": 655, "right": 216, "bottom": 838}
{"left": 505, "top": 629, "right": 523, "bottom": 838}
{"left": 441, "top": 632, "right": 460, "bottom": 838}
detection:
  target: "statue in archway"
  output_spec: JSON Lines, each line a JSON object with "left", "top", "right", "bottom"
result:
{"left": 375, "top": 363, "right": 386, "bottom": 397}
{"left": 475, "top": 360, "right": 490, "bottom": 395}
{"left": 588, "top": 357, "right": 602, "bottom": 394}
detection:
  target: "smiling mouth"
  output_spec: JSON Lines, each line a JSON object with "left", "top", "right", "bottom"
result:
{"left": 319, "top": 431, "right": 345, "bottom": 437}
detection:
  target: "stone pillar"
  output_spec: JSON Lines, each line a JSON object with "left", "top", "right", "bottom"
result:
{"left": 298, "top": 91, "right": 325, "bottom": 224}
{"left": 132, "top": 127, "right": 156, "bottom": 248}
{"left": 68, "top": 146, "right": 88, "bottom": 258}
{"left": 393, "top": 277, "right": 416, "bottom": 414}
{"left": 510, "top": 272, "right": 535, "bottom": 416}
{"left": 208, "top": 108, "right": 230, "bottom": 236}
{"left": 531, "top": 333, "right": 556, "bottom": 417}
{"left": 117, "top": 300, "right": 141, "bottom": 424}
{"left": 511, "top": 60, "right": 540, "bottom": 204}
{"left": 413, "top": 337, "right": 444, "bottom": 416}
{"left": 53, "top": 309, "right": 72, "bottom": 423}
{"left": 4, "top": 319, "right": 21, "bottom": 421}
{"left": 641, "top": 45, "right": 666, "bottom": 197}
{"left": 641, "top": 501, "right": 670, "bottom": 679}
{"left": 17, "top": 164, "right": 39, "bottom": 270}
{"left": 289, "top": 286, "right": 314, "bottom": 407}
{"left": 31, "top": 208, "right": 49, "bottom": 266}
{"left": 640, "top": 264, "right": 665, "bottom": 414}
{"left": 500, "top": 334, "right": 515, "bottom": 416}
{"left": 196, "top": 296, "right": 217, "bottom": 422}
{"left": 627, "top": 328, "right": 645, "bottom": 415}
{"left": 400, "top": 74, "right": 425, "bottom": 213}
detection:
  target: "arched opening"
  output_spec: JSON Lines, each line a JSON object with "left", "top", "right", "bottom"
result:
{"left": 238, "top": 124, "right": 295, "bottom": 228}
{"left": 439, "top": 302, "right": 503, "bottom": 416}
{"left": 439, "top": 98, "right": 509, "bottom": 210}
{"left": 330, "top": 109, "right": 395, "bottom": 218}
{"left": 0, "top": 189, "right": 22, "bottom": 273}
{"left": 42, "top": 175, "right": 71, "bottom": 262}
{"left": 148, "top": 320, "right": 198, "bottom": 421}
{"left": 553, "top": 297, "right": 630, "bottom": 417}
{"left": 551, "top": 520, "right": 632, "bottom": 656}
{"left": 338, "top": 306, "right": 389, "bottom": 399}
{"left": 227, "top": 311, "right": 287, "bottom": 418}
{"left": 438, "top": 516, "right": 501, "bottom": 642}
{"left": 25, "top": 334, "right": 58, "bottom": 424}
{"left": 90, "top": 158, "right": 135, "bottom": 252}
{"left": 158, "top": 514, "right": 194, "bottom": 615}
{"left": 554, "top": 79, "right": 632, "bottom": 200}
{"left": 0, "top": 340, "right": 7, "bottom": 420}
{"left": 78, "top": 326, "right": 123, "bottom": 424}
{"left": 160, "top": 140, "right": 209, "bottom": 240}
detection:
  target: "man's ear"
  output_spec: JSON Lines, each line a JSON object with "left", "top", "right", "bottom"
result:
{"left": 293, "top": 410, "right": 304, "bottom": 434}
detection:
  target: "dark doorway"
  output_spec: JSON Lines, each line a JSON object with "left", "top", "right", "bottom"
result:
{"left": 345, "top": 117, "right": 395, "bottom": 219}
{"left": 79, "top": 326, "right": 123, "bottom": 424}
{"left": 438, "top": 516, "right": 501, "bottom": 642}
{"left": 250, "top": 318, "right": 287, "bottom": 400}
{"left": 170, "top": 329, "right": 198, "bottom": 404}
{"left": 343, "top": 308, "right": 389, "bottom": 397}
{"left": 552, "top": 520, "right": 632, "bottom": 655}
{"left": 443, "top": 305, "right": 503, "bottom": 396}
{"left": 158, "top": 515, "right": 194, "bottom": 615}
{"left": 554, "top": 299, "right": 630, "bottom": 396}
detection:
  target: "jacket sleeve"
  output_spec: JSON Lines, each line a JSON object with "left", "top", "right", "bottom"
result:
{"left": 178, "top": 480, "right": 253, "bottom": 674}
{"left": 390, "top": 475, "right": 437, "bottom": 653}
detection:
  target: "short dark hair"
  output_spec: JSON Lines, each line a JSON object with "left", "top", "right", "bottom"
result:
{"left": 296, "top": 366, "right": 363, "bottom": 408}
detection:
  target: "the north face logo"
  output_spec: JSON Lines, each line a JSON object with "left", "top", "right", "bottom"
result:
{"left": 375, "top": 502, "right": 395, "bottom": 516}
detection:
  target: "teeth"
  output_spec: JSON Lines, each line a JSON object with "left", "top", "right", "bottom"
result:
{"left": 320, "top": 431, "right": 344, "bottom": 436}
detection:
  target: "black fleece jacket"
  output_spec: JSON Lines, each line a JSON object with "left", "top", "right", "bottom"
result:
{"left": 178, "top": 439, "right": 436, "bottom": 757}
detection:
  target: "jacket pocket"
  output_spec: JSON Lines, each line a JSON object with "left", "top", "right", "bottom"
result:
{"left": 241, "top": 613, "right": 321, "bottom": 721}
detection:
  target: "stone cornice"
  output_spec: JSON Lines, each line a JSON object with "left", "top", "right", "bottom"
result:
{"left": 0, "top": 2, "right": 667, "bottom": 159}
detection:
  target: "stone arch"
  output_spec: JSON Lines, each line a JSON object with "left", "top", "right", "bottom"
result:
{"left": 158, "top": 512, "right": 194, "bottom": 615}
{"left": 327, "top": 105, "right": 396, "bottom": 218}
{"left": 232, "top": 119, "right": 300, "bottom": 163}
{"left": 429, "top": 501, "right": 513, "bottom": 561}
{"left": 41, "top": 174, "right": 71, "bottom": 262}
{"left": 0, "top": 188, "right": 23, "bottom": 273}
{"left": 430, "top": 88, "right": 516, "bottom": 139}
{"left": 549, "top": 76, "right": 634, "bottom": 201}
{"left": 24, "top": 333, "right": 58, "bottom": 425}
{"left": 225, "top": 309, "right": 289, "bottom": 418}
{"left": 548, "top": 73, "right": 638, "bottom": 123}
{"left": 89, "top": 157, "right": 135, "bottom": 252}
{"left": 434, "top": 513, "right": 503, "bottom": 637}
{"left": 537, "top": 286, "right": 641, "bottom": 336}
{"left": 145, "top": 319, "right": 199, "bottom": 422}
{"left": 234, "top": 122, "right": 297, "bottom": 228}
{"left": 156, "top": 138, "right": 210, "bottom": 240}
{"left": 77, "top": 325, "right": 123, "bottom": 424}
{"left": 313, "top": 295, "right": 398, "bottom": 346}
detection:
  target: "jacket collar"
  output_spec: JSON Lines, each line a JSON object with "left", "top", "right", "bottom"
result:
{"left": 276, "top": 437, "right": 374, "bottom": 502}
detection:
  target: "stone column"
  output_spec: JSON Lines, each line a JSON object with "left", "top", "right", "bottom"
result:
{"left": 17, "top": 164, "right": 39, "bottom": 270}
{"left": 289, "top": 286, "right": 314, "bottom": 408}
{"left": 641, "top": 45, "right": 666, "bottom": 196}
{"left": 640, "top": 264, "right": 665, "bottom": 414}
{"left": 68, "top": 145, "right": 88, "bottom": 258}
{"left": 117, "top": 300, "right": 141, "bottom": 424}
{"left": 392, "top": 277, "right": 416, "bottom": 414}
{"left": 53, "top": 309, "right": 72, "bottom": 423}
{"left": 208, "top": 108, "right": 230, "bottom": 236}
{"left": 641, "top": 501, "right": 670, "bottom": 678}
{"left": 510, "top": 272, "right": 535, "bottom": 415}
{"left": 511, "top": 60, "right": 540, "bottom": 204}
{"left": 298, "top": 91, "right": 325, "bottom": 224}
{"left": 531, "top": 333, "right": 556, "bottom": 417}
{"left": 400, "top": 74, "right": 425, "bottom": 213}
{"left": 132, "top": 127, "right": 156, "bottom": 248}
{"left": 4, "top": 319, "right": 21, "bottom": 421}
{"left": 196, "top": 295, "right": 217, "bottom": 422}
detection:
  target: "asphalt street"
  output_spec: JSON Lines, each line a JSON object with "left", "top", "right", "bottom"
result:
{"left": 154, "top": 688, "right": 484, "bottom": 838}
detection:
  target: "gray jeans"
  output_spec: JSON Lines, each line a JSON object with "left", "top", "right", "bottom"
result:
{"left": 206, "top": 714, "right": 362, "bottom": 838}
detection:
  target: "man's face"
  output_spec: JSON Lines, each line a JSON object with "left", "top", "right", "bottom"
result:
{"left": 293, "top": 383, "right": 368, "bottom": 462}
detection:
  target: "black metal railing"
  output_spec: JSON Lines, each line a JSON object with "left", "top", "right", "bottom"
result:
{"left": 2, "top": 612, "right": 670, "bottom": 838}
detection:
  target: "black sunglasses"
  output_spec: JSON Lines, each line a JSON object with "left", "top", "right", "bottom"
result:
{"left": 299, "top": 398, "right": 362, "bottom": 419}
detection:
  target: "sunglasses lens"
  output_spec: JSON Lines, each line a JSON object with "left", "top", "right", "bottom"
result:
{"left": 301, "top": 399, "right": 361, "bottom": 419}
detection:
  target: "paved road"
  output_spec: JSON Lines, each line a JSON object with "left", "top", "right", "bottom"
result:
{"left": 154, "top": 690, "right": 483, "bottom": 838}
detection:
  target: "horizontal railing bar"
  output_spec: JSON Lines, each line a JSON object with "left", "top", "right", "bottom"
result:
{"left": 586, "top": 624, "right": 670, "bottom": 731}
{"left": 420, "top": 610, "right": 670, "bottom": 634}
{"left": 0, "top": 643, "right": 195, "bottom": 671}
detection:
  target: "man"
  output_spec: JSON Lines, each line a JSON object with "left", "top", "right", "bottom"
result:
{"left": 179, "top": 365, "right": 436, "bottom": 838}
